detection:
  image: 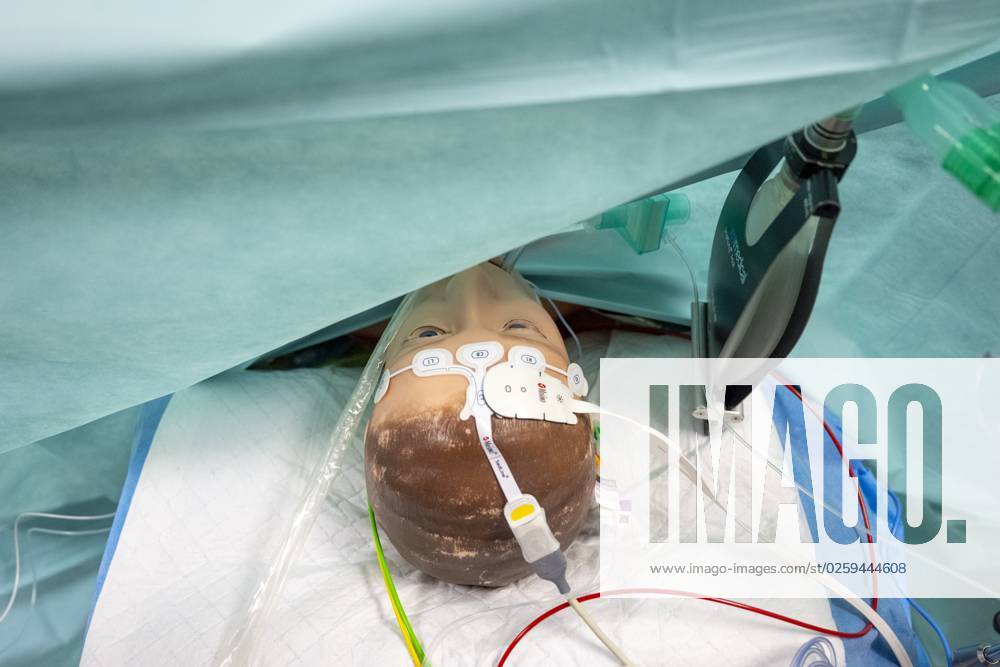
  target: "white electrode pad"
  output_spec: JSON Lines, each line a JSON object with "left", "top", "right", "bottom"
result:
{"left": 457, "top": 341, "right": 504, "bottom": 369}
{"left": 508, "top": 345, "right": 588, "bottom": 396}
{"left": 371, "top": 341, "right": 595, "bottom": 504}
{"left": 507, "top": 345, "right": 546, "bottom": 372}
{"left": 411, "top": 347, "right": 457, "bottom": 375}
{"left": 481, "top": 364, "right": 578, "bottom": 424}
{"left": 565, "top": 362, "right": 588, "bottom": 396}
{"left": 373, "top": 342, "right": 587, "bottom": 409}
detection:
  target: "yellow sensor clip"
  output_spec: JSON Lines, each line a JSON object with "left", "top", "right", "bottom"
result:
{"left": 505, "top": 496, "right": 539, "bottom": 526}
{"left": 504, "top": 494, "right": 559, "bottom": 564}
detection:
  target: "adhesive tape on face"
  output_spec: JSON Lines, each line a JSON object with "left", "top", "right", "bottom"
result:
{"left": 411, "top": 348, "right": 455, "bottom": 376}
{"left": 566, "top": 362, "right": 588, "bottom": 396}
{"left": 481, "top": 364, "right": 577, "bottom": 424}
{"left": 457, "top": 341, "right": 504, "bottom": 369}
{"left": 507, "top": 345, "right": 546, "bottom": 372}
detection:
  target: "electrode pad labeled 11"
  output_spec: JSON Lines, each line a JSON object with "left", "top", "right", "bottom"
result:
{"left": 412, "top": 348, "right": 456, "bottom": 375}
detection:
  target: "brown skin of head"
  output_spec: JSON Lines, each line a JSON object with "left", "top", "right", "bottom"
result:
{"left": 365, "top": 396, "right": 594, "bottom": 587}
{"left": 365, "top": 262, "right": 594, "bottom": 586}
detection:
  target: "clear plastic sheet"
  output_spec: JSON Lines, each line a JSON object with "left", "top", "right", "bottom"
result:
{"left": 216, "top": 292, "right": 417, "bottom": 666}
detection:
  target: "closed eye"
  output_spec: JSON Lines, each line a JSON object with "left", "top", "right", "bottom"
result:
{"left": 502, "top": 319, "right": 545, "bottom": 338}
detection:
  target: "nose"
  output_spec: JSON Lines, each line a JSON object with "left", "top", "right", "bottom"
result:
{"left": 445, "top": 266, "right": 497, "bottom": 331}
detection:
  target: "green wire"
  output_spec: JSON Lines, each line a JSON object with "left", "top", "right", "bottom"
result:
{"left": 368, "top": 504, "right": 426, "bottom": 662}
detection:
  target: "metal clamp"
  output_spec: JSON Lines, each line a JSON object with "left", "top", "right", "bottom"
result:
{"left": 692, "top": 403, "right": 744, "bottom": 424}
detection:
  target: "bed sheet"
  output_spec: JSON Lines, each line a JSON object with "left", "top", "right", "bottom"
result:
{"left": 83, "top": 332, "right": 922, "bottom": 665}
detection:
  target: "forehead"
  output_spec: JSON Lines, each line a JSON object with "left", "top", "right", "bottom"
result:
{"left": 414, "top": 262, "right": 537, "bottom": 304}
{"left": 385, "top": 264, "right": 566, "bottom": 362}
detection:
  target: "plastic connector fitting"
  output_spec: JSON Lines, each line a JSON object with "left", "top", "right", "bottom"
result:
{"left": 888, "top": 74, "right": 1000, "bottom": 212}
{"left": 591, "top": 192, "right": 691, "bottom": 254}
{"left": 504, "top": 494, "right": 570, "bottom": 593}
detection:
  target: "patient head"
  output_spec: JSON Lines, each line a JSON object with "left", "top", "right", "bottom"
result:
{"left": 365, "top": 262, "right": 594, "bottom": 587}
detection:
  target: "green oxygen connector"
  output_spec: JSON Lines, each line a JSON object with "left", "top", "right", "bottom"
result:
{"left": 888, "top": 74, "right": 1000, "bottom": 212}
{"left": 589, "top": 192, "right": 691, "bottom": 254}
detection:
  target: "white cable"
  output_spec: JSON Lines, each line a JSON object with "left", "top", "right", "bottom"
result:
{"left": 595, "top": 402, "right": 882, "bottom": 552}
{"left": 422, "top": 600, "right": 542, "bottom": 666}
{"left": 812, "top": 571, "right": 912, "bottom": 667}
{"left": 566, "top": 595, "right": 635, "bottom": 666}
{"left": 541, "top": 293, "right": 584, "bottom": 362}
{"left": 581, "top": 403, "right": 736, "bottom": 527}
{"left": 592, "top": 408, "right": 914, "bottom": 666}
{"left": 664, "top": 230, "right": 700, "bottom": 307}
{"left": 502, "top": 246, "right": 528, "bottom": 272}
{"left": 26, "top": 527, "right": 111, "bottom": 606}
{"left": 0, "top": 511, "right": 115, "bottom": 626}
{"left": 522, "top": 278, "right": 584, "bottom": 362}
{"left": 422, "top": 557, "right": 605, "bottom": 664}
{"left": 721, "top": 422, "right": 876, "bottom": 542}
{"left": 765, "top": 375, "right": 1000, "bottom": 599}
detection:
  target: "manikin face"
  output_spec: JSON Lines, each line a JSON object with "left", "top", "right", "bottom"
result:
{"left": 377, "top": 262, "right": 572, "bottom": 416}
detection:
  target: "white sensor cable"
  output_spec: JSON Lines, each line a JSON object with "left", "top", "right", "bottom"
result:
{"left": 588, "top": 407, "right": 912, "bottom": 667}
{"left": 0, "top": 511, "right": 115, "bottom": 627}
{"left": 566, "top": 595, "right": 636, "bottom": 666}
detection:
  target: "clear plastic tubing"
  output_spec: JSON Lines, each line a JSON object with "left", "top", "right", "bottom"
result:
{"left": 216, "top": 291, "right": 419, "bottom": 667}
{"left": 888, "top": 74, "right": 1000, "bottom": 212}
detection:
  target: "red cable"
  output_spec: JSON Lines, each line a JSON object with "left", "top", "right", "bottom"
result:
{"left": 785, "top": 383, "right": 879, "bottom": 610}
{"left": 497, "top": 384, "right": 880, "bottom": 666}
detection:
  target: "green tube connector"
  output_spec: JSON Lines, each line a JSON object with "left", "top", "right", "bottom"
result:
{"left": 590, "top": 192, "right": 691, "bottom": 254}
{"left": 888, "top": 74, "right": 1000, "bottom": 212}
